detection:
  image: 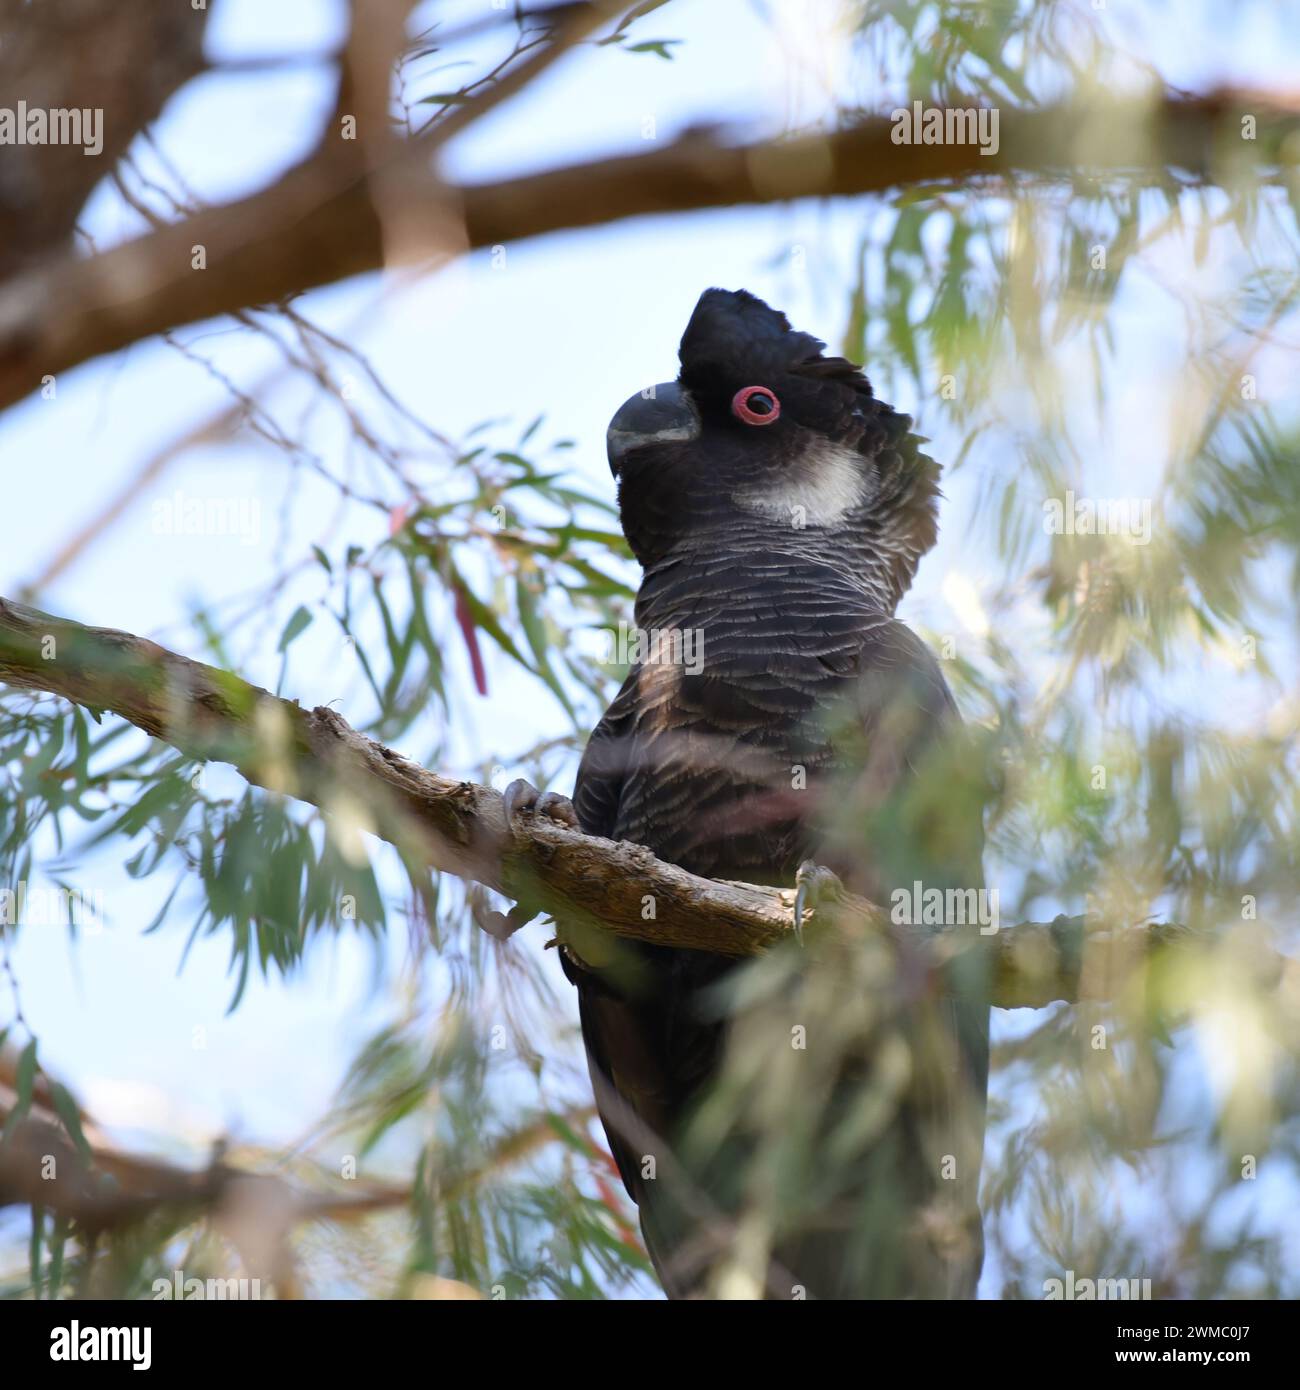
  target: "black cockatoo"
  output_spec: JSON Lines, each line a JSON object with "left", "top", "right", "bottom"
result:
{"left": 505, "top": 288, "right": 989, "bottom": 1299}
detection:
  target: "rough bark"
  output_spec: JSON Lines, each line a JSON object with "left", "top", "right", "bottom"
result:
{"left": 0, "top": 0, "right": 211, "bottom": 276}
{"left": 0, "top": 595, "right": 1215, "bottom": 1007}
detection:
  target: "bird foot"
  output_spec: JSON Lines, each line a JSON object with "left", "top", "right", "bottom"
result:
{"left": 479, "top": 780, "right": 579, "bottom": 940}
{"left": 792, "top": 860, "right": 844, "bottom": 945}
{"left": 502, "top": 778, "right": 579, "bottom": 828}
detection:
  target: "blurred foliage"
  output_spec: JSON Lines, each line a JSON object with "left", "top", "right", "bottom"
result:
{"left": 2, "top": 0, "right": 1299, "bottom": 1298}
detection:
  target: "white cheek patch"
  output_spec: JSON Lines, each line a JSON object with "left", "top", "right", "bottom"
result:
{"left": 733, "top": 440, "right": 865, "bottom": 527}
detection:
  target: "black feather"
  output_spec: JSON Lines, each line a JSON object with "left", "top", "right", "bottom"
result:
{"left": 564, "top": 289, "right": 990, "bottom": 1299}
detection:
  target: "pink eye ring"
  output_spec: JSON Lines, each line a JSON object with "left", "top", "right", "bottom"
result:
{"left": 731, "top": 386, "right": 780, "bottom": 425}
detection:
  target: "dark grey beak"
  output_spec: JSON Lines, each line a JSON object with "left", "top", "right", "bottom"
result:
{"left": 606, "top": 382, "right": 700, "bottom": 475}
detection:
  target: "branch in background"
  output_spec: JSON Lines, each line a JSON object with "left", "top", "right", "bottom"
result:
{"left": 0, "top": 595, "right": 1230, "bottom": 1009}
{"left": 0, "top": 87, "right": 1296, "bottom": 413}
{"left": 365, "top": 0, "right": 624, "bottom": 268}
{"left": 0, "top": 1085, "right": 398, "bottom": 1235}
{"left": 0, "top": 0, "right": 632, "bottom": 412}
{"left": 0, "top": 1046, "right": 596, "bottom": 1297}
{"left": 0, "top": 0, "right": 211, "bottom": 277}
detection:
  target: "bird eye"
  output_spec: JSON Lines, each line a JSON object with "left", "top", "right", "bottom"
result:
{"left": 731, "top": 386, "right": 780, "bottom": 426}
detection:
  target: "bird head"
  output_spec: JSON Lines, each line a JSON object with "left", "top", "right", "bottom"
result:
{"left": 607, "top": 288, "right": 941, "bottom": 609}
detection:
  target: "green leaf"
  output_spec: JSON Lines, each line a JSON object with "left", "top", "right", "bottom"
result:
{"left": 15, "top": 1037, "right": 37, "bottom": 1110}
{"left": 493, "top": 451, "right": 536, "bottom": 472}
{"left": 278, "top": 605, "right": 314, "bottom": 652}
{"left": 623, "top": 38, "right": 680, "bottom": 60}
{"left": 546, "top": 1112, "right": 596, "bottom": 1158}
{"left": 47, "top": 1215, "right": 68, "bottom": 1300}
{"left": 3, "top": 1037, "right": 39, "bottom": 1146}
{"left": 29, "top": 1204, "right": 44, "bottom": 1298}
{"left": 70, "top": 706, "right": 91, "bottom": 788}
{"left": 143, "top": 876, "right": 185, "bottom": 936}
{"left": 48, "top": 1083, "right": 91, "bottom": 1163}
{"left": 516, "top": 577, "right": 577, "bottom": 722}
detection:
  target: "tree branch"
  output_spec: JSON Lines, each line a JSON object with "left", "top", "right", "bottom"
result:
{"left": 1, "top": 89, "right": 1296, "bottom": 412}
{"left": 0, "top": 0, "right": 211, "bottom": 277}
{"left": 0, "top": 596, "right": 1223, "bottom": 1008}
{"left": 0, "top": 1044, "right": 595, "bottom": 1298}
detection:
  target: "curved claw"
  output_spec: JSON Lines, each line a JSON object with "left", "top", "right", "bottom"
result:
{"left": 503, "top": 779, "right": 578, "bottom": 828}
{"left": 503, "top": 778, "right": 540, "bottom": 821}
{"left": 535, "top": 791, "right": 579, "bottom": 828}
{"left": 489, "top": 780, "right": 576, "bottom": 943}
